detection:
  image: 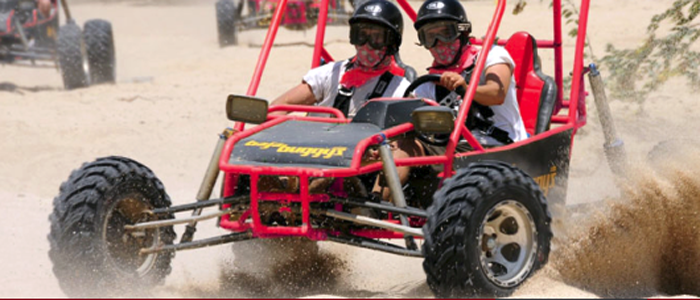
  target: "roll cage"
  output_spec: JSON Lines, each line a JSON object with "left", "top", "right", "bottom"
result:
{"left": 218, "top": 0, "right": 592, "bottom": 238}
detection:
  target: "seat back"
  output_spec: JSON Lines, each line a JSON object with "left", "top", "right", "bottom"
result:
{"left": 504, "top": 32, "right": 558, "bottom": 135}
{"left": 391, "top": 53, "right": 417, "bottom": 82}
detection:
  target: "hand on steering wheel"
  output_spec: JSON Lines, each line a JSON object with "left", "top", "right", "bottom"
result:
{"left": 403, "top": 74, "right": 467, "bottom": 99}
{"left": 438, "top": 72, "right": 469, "bottom": 93}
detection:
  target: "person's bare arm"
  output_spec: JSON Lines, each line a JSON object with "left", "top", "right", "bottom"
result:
{"left": 474, "top": 63, "right": 512, "bottom": 106}
{"left": 438, "top": 62, "right": 513, "bottom": 106}
{"left": 269, "top": 82, "right": 317, "bottom": 115}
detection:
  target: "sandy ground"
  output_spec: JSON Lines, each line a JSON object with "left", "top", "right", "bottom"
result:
{"left": 1, "top": 0, "right": 699, "bottom": 298}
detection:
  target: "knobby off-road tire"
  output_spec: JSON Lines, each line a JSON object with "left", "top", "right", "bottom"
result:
{"left": 84, "top": 19, "right": 116, "bottom": 85}
{"left": 216, "top": 0, "right": 238, "bottom": 47}
{"left": 422, "top": 161, "right": 552, "bottom": 298}
{"left": 48, "top": 156, "right": 176, "bottom": 297}
{"left": 57, "top": 22, "right": 89, "bottom": 90}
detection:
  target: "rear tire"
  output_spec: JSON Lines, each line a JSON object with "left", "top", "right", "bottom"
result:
{"left": 84, "top": 19, "right": 116, "bottom": 84}
{"left": 48, "top": 156, "right": 176, "bottom": 297}
{"left": 216, "top": 0, "right": 238, "bottom": 47}
{"left": 422, "top": 161, "right": 552, "bottom": 297}
{"left": 57, "top": 22, "right": 89, "bottom": 90}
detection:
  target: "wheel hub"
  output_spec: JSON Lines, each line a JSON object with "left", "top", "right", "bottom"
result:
{"left": 103, "top": 195, "right": 160, "bottom": 276}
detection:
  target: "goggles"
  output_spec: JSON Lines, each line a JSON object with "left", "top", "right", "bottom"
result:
{"left": 350, "top": 23, "right": 392, "bottom": 50}
{"left": 417, "top": 21, "right": 469, "bottom": 48}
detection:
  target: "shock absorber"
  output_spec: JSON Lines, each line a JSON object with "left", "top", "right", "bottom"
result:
{"left": 377, "top": 134, "right": 418, "bottom": 250}
{"left": 58, "top": 0, "right": 73, "bottom": 23}
{"left": 588, "top": 63, "right": 627, "bottom": 176}
{"left": 181, "top": 128, "right": 236, "bottom": 243}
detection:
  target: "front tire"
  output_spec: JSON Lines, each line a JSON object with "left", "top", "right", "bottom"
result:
{"left": 48, "top": 156, "right": 176, "bottom": 297}
{"left": 422, "top": 161, "right": 552, "bottom": 297}
{"left": 84, "top": 19, "right": 116, "bottom": 85}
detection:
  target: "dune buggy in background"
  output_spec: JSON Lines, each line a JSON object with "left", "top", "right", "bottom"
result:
{"left": 0, "top": 0, "right": 115, "bottom": 89}
{"left": 216, "top": 0, "right": 354, "bottom": 46}
{"left": 49, "top": 0, "right": 610, "bottom": 297}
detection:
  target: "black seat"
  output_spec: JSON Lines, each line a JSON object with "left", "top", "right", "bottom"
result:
{"left": 392, "top": 52, "right": 416, "bottom": 82}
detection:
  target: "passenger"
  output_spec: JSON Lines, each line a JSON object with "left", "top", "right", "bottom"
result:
{"left": 270, "top": 0, "right": 409, "bottom": 118}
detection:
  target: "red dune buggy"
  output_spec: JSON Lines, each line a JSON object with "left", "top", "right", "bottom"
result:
{"left": 0, "top": 0, "right": 115, "bottom": 89}
{"left": 49, "top": 0, "right": 612, "bottom": 297}
{"left": 216, "top": 0, "right": 353, "bottom": 46}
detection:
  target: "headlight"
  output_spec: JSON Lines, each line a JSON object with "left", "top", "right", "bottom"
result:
{"left": 411, "top": 106, "right": 455, "bottom": 134}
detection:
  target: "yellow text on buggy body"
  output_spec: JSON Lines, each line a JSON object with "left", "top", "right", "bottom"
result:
{"left": 533, "top": 166, "right": 557, "bottom": 197}
{"left": 244, "top": 140, "right": 347, "bottom": 159}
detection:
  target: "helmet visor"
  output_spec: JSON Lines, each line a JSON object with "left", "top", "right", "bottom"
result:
{"left": 417, "top": 20, "right": 460, "bottom": 49}
{"left": 350, "top": 23, "right": 391, "bottom": 50}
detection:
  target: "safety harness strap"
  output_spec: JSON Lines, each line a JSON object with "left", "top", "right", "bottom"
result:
{"left": 333, "top": 71, "right": 395, "bottom": 117}
{"left": 333, "top": 85, "right": 354, "bottom": 117}
{"left": 472, "top": 118, "right": 514, "bottom": 145}
{"left": 368, "top": 71, "right": 395, "bottom": 100}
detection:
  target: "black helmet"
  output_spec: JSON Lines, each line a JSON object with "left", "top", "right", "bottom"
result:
{"left": 349, "top": 0, "right": 403, "bottom": 52}
{"left": 414, "top": 0, "right": 470, "bottom": 33}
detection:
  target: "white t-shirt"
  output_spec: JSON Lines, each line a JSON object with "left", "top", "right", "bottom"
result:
{"left": 303, "top": 59, "right": 411, "bottom": 117}
{"left": 414, "top": 46, "right": 528, "bottom": 142}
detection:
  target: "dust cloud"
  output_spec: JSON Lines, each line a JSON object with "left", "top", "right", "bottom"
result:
{"left": 551, "top": 143, "right": 700, "bottom": 298}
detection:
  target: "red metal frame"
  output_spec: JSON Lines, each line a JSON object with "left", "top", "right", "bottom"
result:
{"left": 311, "top": 0, "right": 329, "bottom": 68}
{"left": 223, "top": 0, "right": 592, "bottom": 239}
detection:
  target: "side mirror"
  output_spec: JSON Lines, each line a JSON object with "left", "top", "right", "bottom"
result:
{"left": 226, "top": 94, "right": 269, "bottom": 124}
{"left": 411, "top": 106, "right": 455, "bottom": 135}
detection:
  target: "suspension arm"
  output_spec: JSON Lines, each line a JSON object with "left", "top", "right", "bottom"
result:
{"left": 151, "top": 195, "right": 249, "bottom": 215}
{"left": 140, "top": 231, "right": 254, "bottom": 255}
{"left": 330, "top": 198, "right": 428, "bottom": 218}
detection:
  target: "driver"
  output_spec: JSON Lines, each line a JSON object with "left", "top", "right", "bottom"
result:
{"left": 412, "top": 0, "right": 527, "bottom": 145}
{"left": 270, "top": 0, "right": 409, "bottom": 118}
{"left": 370, "top": 0, "right": 527, "bottom": 201}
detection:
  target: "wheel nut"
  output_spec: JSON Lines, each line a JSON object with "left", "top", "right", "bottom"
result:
{"left": 487, "top": 237, "right": 497, "bottom": 250}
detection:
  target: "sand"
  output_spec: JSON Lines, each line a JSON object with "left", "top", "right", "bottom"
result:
{"left": 1, "top": 0, "right": 699, "bottom": 297}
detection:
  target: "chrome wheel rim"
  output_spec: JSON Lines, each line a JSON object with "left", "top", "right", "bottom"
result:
{"left": 477, "top": 200, "right": 538, "bottom": 288}
{"left": 102, "top": 194, "right": 159, "bottom": 277}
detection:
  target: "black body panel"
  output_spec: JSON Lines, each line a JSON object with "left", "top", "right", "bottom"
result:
{"left": 351, "top": 99, "right": 428, "bottom": 129}
{"left": 229, "top": 120, "right": 382, "bottom": 168}
{"left": 453, "top": 128, "right": 573, "bottom": 205}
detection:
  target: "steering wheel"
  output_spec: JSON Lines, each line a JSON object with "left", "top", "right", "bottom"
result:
{"left": 403, "top": 74, "right": 467, "bottom": 100}
{"left": 403, "top": 74, "right": 467, "bottom": 146}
